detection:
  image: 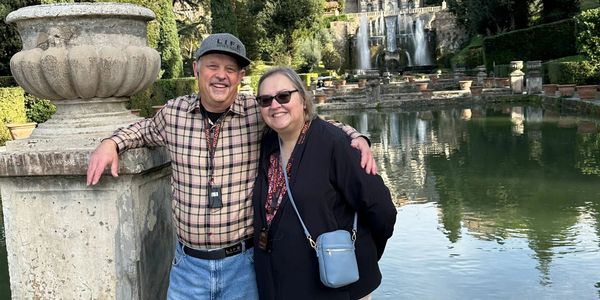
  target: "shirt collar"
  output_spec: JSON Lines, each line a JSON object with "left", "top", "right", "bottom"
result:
{"left": 189, "top": 93, "right": 248, "bottom": 117}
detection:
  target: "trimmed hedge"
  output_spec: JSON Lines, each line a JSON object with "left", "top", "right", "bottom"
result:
{"left": 0, "top": 87, "right": 27, "bottom": 146}
{"left": 299, "top": 73, "right": 319, "bottom": 88}
{"left": 483, "top": 19, "right": 577, "bottom": 68}
{"left": 545, "top": 60, "right": 600, "bottom": 84}
{"left": 130, "top": 77, "right": 198, "bottom": 117}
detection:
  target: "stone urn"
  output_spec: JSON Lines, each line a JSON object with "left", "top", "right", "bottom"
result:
{"left": 458, "top": 80, "right": 472, "bottom": 90}
{"left": 510, "top": 60, "right": 524, "bottom": 73}
{"left": 557, "top": 84, "right": 576, "bottom": 97}
{"left": 576, "top": 85, "right": 598, "bottom": 100}
{"left": 542, "top": 84, "right": 558, "bottom": 96}
{"left": 470, "top": 85, "right": 483, "bottom": 97}
{"left": 6, "top": 3, "right": 160, "bottom": 150}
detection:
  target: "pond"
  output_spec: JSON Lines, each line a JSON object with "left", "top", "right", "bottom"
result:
{"left": 1, "top": 103, "right": 599, "bottom": 299}
{"left": 328, "top": 104, "right": 600, "bottom": 299}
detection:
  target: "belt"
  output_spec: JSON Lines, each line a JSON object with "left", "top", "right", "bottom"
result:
{"left": 181, "top": 238, "right": 253, "bottom": 260}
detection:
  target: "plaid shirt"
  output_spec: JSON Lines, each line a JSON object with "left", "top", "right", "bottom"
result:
{"left": 111, "top": 93, "right": 361, "bottom": 250}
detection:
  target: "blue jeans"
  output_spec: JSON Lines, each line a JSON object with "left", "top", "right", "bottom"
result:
{"left": 167, "top": 242, "right": 259, "bottom": 300}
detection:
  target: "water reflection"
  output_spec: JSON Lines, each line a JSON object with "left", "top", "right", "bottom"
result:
{"left": 329, "top": 104, "right": 600, "bottom": 299}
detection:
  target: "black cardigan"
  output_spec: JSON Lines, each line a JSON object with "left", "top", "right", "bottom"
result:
{"left": 252, "top": 117, "right": 397, "bottom": 300}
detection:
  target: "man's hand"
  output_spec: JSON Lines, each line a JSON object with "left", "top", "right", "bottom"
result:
{"left": 87, "top": 139, "right": 119, "bottom": 186}
{"left": 351, "top": 137, "right": 377, "bottom": 175}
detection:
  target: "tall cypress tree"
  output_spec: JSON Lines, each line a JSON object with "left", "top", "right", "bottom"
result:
{"left": 210, "top": 0, "right": 238, "bottom": 35}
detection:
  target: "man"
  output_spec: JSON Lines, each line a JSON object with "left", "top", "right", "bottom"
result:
{"left": 87, "top": 33, "right": 376, "bottom": 299}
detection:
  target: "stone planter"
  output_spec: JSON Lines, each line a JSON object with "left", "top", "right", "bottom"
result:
{"left": 483, "top": 78, "right": 495, "bottom": 88}
{"left": 576, "top": 85, "right": 598, "bottom": 100}
{"left": 315, "top": 94, "right": 327, "bottom": 104}
{"left": 152, "top": 105, "right": 165, "bottom": 113}
{"left": 6, "top": 122, "right": 37, "bottom": 140}
{"left": 6, "top": 3, "right": 160, "bottom": 148}
{"left": 470, "top": 85, "right": 483, "bottom": 97}
{"left": 358, "top": 79, "right": 367, "bottom": 88}
{"left": 542, "top": 84, "right": 558, "bottom": 96}
{"left": 130, "top": 108, "right": 141, "bottom": 116}
{"left": 495, "top": 77, "right": 509, "bottom": 88}
{"left": 415, "top": 81, "right": 429, "bottom": 92}
{"left": 557, "top": 84, "right": 576, "bottom": 97}
{"left": 458, "top": 80, "right": 472, "bottom": 90}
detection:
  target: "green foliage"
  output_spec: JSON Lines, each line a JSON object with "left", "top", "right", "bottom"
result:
{"left": 0, "top": 76, "right": 17, "bottom": 88}
{"left": 102, "top": 0, "right": 183, "bottom": 78}
{"left": 321, "top": 43, "right": 342, "bottom": 71}
{"left": 545, "top": 60, "right": 600, "bottom": 85}
{"left": 0, "top": 0, "right": 41, "bottom": 76}
{"left": 0, "top": 87, "right": 27, "bottom": 145}
{"left": 211, "top": 0, "right": 238, "bottom": 35}
{"left": 24, "top": 94, "right": 56, "bottom": 123}
{"left": 446, "top": 0, "right": 530, "bottom": 37}
{"left": 575, "top": 8, "right": 600, "bottom": 63}
{"left": 540, "top": 0, "right": 580, "bottom": 23}
{"left": 130, "top": 77, "right": 198, "bottom": 117}
{"left": 451, "top": 35, "right": 485, "bottom": 69}
{"left": 298, "top": 72, "right": 319, "bottom": 88}
{"left": 483, "top": 19, "right": 577, "bottom": 68}
{"left": 249, "top": 0, "right": 324, "bottom": 63}
{"left": 295, "top": 36, "right": 321, "bottom": 72}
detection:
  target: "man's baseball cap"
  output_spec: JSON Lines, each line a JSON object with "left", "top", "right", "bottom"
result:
{"left": 194, "top": 33, "right": 251, "bottom": 68}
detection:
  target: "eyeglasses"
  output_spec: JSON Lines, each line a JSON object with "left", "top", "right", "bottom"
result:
{"left": 256, "top": 89, "right": 298, "bottom": 107}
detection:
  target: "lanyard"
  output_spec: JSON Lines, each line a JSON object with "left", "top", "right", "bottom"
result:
{"left": 202, "top": 109, "right": 228, "bottom": 186}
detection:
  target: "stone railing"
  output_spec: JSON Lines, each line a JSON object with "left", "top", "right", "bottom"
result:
{"left": 346, "top": 5, "right": 444, "bottom": 18}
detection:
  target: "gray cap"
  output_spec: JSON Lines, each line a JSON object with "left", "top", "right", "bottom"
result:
{"left": 194, "top": 33, "right": 251, "bottom": 68}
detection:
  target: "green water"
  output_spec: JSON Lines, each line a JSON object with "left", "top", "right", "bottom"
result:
{"left": 330, "top": 104, "right": 600, "bottom": 299}
{"left": 1, "top": 104, "right": 599, "bottom": 299}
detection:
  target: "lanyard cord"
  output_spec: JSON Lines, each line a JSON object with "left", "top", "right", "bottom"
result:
{"left": 203, "top": 109, "right": 228, "bottom": 185}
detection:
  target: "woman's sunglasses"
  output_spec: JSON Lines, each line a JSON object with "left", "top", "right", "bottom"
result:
{"left": 256, "top": 89, "right": 298, "bottom": 107}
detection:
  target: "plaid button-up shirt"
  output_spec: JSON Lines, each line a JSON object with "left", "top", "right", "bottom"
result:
{"left": 111, "top": 93, "right": 361, "bottom": 249}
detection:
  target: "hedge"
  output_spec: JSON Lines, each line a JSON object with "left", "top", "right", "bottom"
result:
{"left": 544, "top": 60, "right": 600, "bottom": 84}
{"left": 483, "top": 19, "right": 577, "bottom": 68}
{"left": 130, "top": 77, "right": 198, "bottom": 117}
{"left": 0, "top": 87, "right": 27, "bottom": 146}
{"left": 575, "top": 8, "right": 600, "bottom": 62}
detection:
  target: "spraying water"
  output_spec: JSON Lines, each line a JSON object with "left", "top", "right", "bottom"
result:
{"left": 357, "top": 15, "right": 371, "bottom": 70}
{"left": 413, "top": 18, "right": 431, "bottom": 65}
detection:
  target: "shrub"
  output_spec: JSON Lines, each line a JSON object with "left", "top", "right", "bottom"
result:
{"left": 25, "top": 94, "right": 56, "bottom": 124}
{"left": 575, "top": 8, "right": 600, "bottom": 63}
{"left": 0, "top": 87, "right": 27, "bottom": 145}
{"left": 545, "top": 60, "right": 600, "bottom": 85}
{"left": 322, "top": 43, "right": 342, "bottom": 72}
{"left": 130, "top": 77, "right": 197, "bottom": 117}
{"left": 483, "top": 19, "right": 577, "bottom": 68}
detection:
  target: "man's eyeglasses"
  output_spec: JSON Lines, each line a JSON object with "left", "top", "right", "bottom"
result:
{"left": 256, "top": 89, "right": 298, "bottom": 107}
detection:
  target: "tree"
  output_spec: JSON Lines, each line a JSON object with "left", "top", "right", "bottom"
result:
{"left": 211, "top": 0, "right": 238, "bottom": 35}
{"left": 0, "top": 0, "right": 41, "bottom": 76}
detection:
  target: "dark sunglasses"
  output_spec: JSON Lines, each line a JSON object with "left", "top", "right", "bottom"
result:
{"left": 256, "top": 89, "right": 298, "bottom": 107}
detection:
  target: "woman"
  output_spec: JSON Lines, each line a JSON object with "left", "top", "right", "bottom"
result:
{"left": 252, "top": 67, "right": 397, "bottom": 300}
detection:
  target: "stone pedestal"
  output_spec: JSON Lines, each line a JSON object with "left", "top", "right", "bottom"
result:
{"left": 0, "top": 148, "right": 172, "bottom": 299}
{"left": 1, "top": 3, "right": 171, "bottom": 299}
{"left": 509, "top": 61, "right": 525, "bottom": 94}
{"left": 476, "top": 65, "right": 487, "bottom": 86}
{"left": 526, "top": 60, "right": 542, "bottom": 94}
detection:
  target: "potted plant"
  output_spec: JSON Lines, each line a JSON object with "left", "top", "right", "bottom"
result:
{"left": 542, "top": 84, "right": 558, "bottom": 96}
{"left": 6, "top": 122, "right": 37, "bottom": 140}
{"left": 470, "top": 85, "right": 483, "bottom": 97}
{"left": 458, "top": 80, "right": 472, "bottom": 90}
{"left": 557, "top": 84, "right": 576, "bottom": 97}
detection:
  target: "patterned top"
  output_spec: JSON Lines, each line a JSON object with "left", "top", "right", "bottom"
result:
{"left": 264, "top": 121, "right": 310, "bottom": 225}
{"left": 110, "top": 93, "right": 362, "bottom": 249}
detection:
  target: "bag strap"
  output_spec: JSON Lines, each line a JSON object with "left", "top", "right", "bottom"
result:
{"left": 279, "top": 138, "right": 357, "bottom": 249}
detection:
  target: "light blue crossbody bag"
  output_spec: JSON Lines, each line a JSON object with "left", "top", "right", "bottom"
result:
{"left": 280, "top": 143, "right": 360, "bottom": 288}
